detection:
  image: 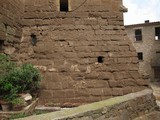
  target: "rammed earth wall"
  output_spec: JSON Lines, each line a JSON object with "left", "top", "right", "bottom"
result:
{"left": 0, "top": 0, "right": 23, "bottom": 55}
{"left": 0, "top": 0, "right": 150, "bottom": 105}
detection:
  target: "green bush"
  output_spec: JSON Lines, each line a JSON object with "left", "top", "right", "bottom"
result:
{"left": 0, "top": 54, "right": 42, "bottom": 102}
{"left": 0, "top": 54, "right": 16, "bottom": 76}
{"left": 11, "top": 97, "right": 25, "bottom": 106}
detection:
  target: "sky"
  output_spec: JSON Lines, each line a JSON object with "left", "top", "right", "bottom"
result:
{"left": 123, "top": 0, "right": 160, "bottom": 25}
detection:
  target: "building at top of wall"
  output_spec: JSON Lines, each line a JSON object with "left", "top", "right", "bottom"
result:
{"left": 125, "top": 21, "right": 160, "bottom": 82}
{"left": 0, "top": 0, "right": 151, "bottom": 106}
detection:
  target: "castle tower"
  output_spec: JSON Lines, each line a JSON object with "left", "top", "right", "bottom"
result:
{"left": 0, "top": 0, "right": 150, "bottom": 105}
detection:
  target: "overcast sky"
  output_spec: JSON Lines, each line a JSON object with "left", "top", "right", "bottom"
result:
{"left": 123, "top": 0, "right": 160, "bottom": 25}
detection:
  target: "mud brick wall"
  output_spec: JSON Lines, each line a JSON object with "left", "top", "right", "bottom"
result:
{"left": 0, "top": 0, "right": 23, "bottom": 55}
{"left": 17, "top": 0, "right": 150, "bottom": 105}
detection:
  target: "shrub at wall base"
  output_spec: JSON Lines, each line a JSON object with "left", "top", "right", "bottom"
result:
{"left": 0, "top": 53, "right": 42, "bottom": 111}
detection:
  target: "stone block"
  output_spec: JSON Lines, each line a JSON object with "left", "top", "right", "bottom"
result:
{"left": 83, "top": 18, "right": 98, "bottom": 25}
{"left": 75, "top": 89, "right": 90, "bottom": 97}
{"left": 89, "top": 88, "right": 103, "bottom": 96}
{"left": 122, "top": 87, "right": 132, "bottom": 95}
{"left": 62, "top": 81, "right": 75, "bottom": 89}
{"left": 93, "top": 80, "right": 109, "bottom": 88}
{"left": 37, "top": 60, "right": 53, "bottom": 66}
{"left": 47, "top": 82, "right": 62, "bottom": 90}
{"left": 98, "top": 72, "right": 113, "bottom": 80}
{"left": 0, "top": 30, "right": 6, "bottom": 40}
{"left": 78, "top": 65, "right": 87, "bottom": 72}
{"left": 85, "top": 81, "right": 96, "bottom": 88}
{"left": 85, "top": 71, "right": 99, "bottom": 79}
{"left": 71, "top": 73, "right": 85, "bottom": 81}
{"left": 65, "top": 89, "right": 75, "bottom": 98}
{"left": 132, "top": 86, "right": 147, "bottom": 93}
{"left": 22, "top": 19, "right": 36, "bottom": 26}
{"left": 40, "top": 81, "right": 48, "bottom": 89}
{"left": 44, "top": 73, "right": 61, "bottom": 82}
{"left": 15, "top": 29, "right": 22, "bottom": 38}
{"left": 123, "top": 79, "right": 137, "bottom": 86}
{"left": 108, "top": 80, "right": 120, "bottom": 88}
{"left": 112, "top": 88, "right": 123, "bottom": 96}
{"left": 61, "top": 18, "right": 75, "bottom": 25}
{"left": 86, "top": 96, "right": 102, "bottom": 103}
{"left": 4, "top": 47, "right": 16, "bottom": 55}
{"left": 0, "top": 23, "right": 6, "bottom": 32}
{"left": 34, "top": 0, "right": 49, "bottom": 6}
{"left": 6, "top": 26, "right": 15, "bottom": 35}
{"left": 103, "top": 88, "right": 112, "bottom": 96}
{"left": 6, "top": 34, "right": 14, "bottom": 42}
{"left": 39, "top": 90, "right": 53, "bottom": 99}
{"left": 129, "top": 71, "right": 140, "bottom": 79}
{"left": 67, "top": 97, "right": 87, "bottom": 104}
{"left": 52, "top": 90, "right": 66, "bottom": 98}
{"left": 113, "top": 71, "right": 130, "bottom": 80}
{"left": 136, "top": 79, "right": 149, "bottom": 86}
{"left": 117, "top": 58, "right": 131, "bottom": 64}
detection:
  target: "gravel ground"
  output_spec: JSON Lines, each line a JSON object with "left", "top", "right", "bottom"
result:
{"left": 151, "top": 82, "right": 160, "bottom": 106}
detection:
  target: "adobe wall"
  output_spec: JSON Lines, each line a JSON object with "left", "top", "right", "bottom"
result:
{"left": 19, "top": 0, "right": 150, "bottom": 105}
{"left": 0, "top": 0, "right": 23, "bottom": 55}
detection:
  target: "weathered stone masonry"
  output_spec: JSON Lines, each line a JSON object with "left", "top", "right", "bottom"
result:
{"left": 0, "top": 0, "right": 23, "bottom": 55}
{"left": 0, "top": 0, "right": 150, "bottom": 105}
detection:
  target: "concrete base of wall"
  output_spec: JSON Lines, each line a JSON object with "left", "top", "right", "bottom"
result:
{"left": 18, "top": 89, "right": 159, "bottom": 120}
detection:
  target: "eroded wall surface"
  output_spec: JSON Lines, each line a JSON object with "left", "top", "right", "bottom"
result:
{"left": 0, "top": 0, "right": 149, "bottom": 105}
{"left": 19, "top": 0, "right": 149, "bottom": 105}
{"left": 0, "top": 0, "right": 23, "bottom": 55}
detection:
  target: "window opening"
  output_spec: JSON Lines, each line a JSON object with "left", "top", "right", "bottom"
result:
{"left": 135, "top": 29, "right": 142, "bottom": 41}
{"left": 0, "top": 40, "right": 4, "bottom": 51}
{"left": 97, "top": 56, "right": 104, "bottom": 63}
{"left": 31, "top": 34, "right": 37, "bottom": 46}
{"left": 155, "top": 27, "right": 160, "bottom": 40}
{"left": 60, "top": 0, "right": 68, "bottom": 12}
{"left": 137, "top": 52, "right": 143, "bottom": 60}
